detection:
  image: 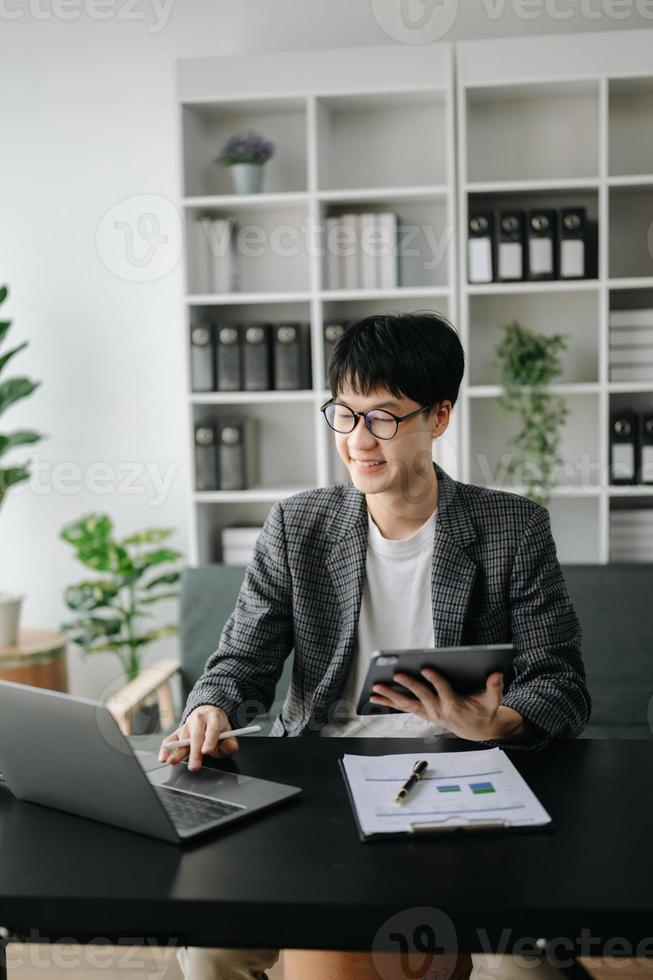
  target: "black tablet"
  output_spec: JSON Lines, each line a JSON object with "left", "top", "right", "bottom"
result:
{"left": 356, "top": 644, "right": 516, "bottom": 715}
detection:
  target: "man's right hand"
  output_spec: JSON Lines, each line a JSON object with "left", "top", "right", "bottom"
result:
{"left": 158, "top": 705, "right": 239, "bottom": 772}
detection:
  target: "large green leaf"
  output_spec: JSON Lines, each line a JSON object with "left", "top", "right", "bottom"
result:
{"left": 0, "top": 430, "right": 41, "bottom": 458}
{"left": 143, "top": 570, "right": 181, "bottom": 590}
{"left": 0, "top": 465, "right": 29, "bottom": 500}
{"left": 63, "top": 580, "right": 122, "bottom": 612}
{"left": 74, "top": 540, "right": 133, "bottom": 575}
{"left": 0, "top": 341, "right": 28, "bottom": 375}
{"left": 121, "top": 528, "right": 175, "bottom": 546}
{"left": 0, "top": 377, "right": 40, "bottom": 417}
{"left": 0, "top": 286, "right": 7, "bottom": 306}
{"left": 0, "top": 322, "right": 10, "bottom": 347}
{"left": 138, "top": 591, "right": 180, "bottom": 605}
{"left": 135, "top": 548, "right": 182, "bottom": 569}
{"left": 60, "top": 513, "right": 113, "bottom": 546}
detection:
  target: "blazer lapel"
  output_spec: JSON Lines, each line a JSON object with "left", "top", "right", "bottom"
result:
{"left": 430, "top": 462, "right": 478, "bottom": 647}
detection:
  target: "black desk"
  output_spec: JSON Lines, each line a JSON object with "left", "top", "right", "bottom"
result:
{"left": 0, "top": 737, "right": 651, "bottom": 973}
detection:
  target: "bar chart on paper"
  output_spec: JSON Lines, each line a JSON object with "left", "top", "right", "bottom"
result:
{"left": 340, "top": 748, "right": 552, "bottom": 838}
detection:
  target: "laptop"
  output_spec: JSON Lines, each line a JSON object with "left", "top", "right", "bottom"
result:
{"left": 0, "top": 680, "right": 301, "bottom": 845}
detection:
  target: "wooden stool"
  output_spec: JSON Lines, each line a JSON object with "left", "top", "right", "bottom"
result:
{"left": 0, "top": 629, "right": 68, "bottom": 692}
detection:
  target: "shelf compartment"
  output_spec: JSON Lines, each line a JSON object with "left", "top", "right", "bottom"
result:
{"left": 319, "top": 197, "right": 451, "bottom": 291}
{"left": 468, "top": 290, "right": 600, "bottom": 387}
{"left": 316, "top": 90, "right": 448, "bottom": 191}
{"left": 466, "top": 188, "right": 599, "bottom": 284}
{"left": 609, "top": 76, "right": 653, "bottom": 178}
{"left": 192, "top": 401, "right": 317, "bottom": 493}
{"left": 185, "top": 204, "right": 310, "bottom": 296}
{"left": 609, "top": 186, "right": 653, "bottom": 280}
{"left": 465, "top": 80, "right": 599, "bottom": 184}
{"left": 468, "top": 392, "right": 600, "bottom": 492}
{"left": 181, "top": 97, "right": 307, "bottom": 198}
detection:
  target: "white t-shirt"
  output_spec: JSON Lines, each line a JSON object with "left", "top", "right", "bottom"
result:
{"left": 320, "top": 505, "right": 450, "bottom": 740}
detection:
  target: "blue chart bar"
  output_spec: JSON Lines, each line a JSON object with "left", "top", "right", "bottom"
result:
{"left": 437, "top": 784, "right": 461, "bottom": 793}
{"left": 470, "top": 781, "right": 496, "bottom": 795}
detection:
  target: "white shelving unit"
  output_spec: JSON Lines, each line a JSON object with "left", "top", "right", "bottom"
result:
{"left": 176, "top": 45, "right": 458, "bottom": 565}
{"left": 456, "top": 29, "right": 653, "bottom": 564}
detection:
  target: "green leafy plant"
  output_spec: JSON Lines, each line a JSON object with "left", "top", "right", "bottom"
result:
{"left": 495, "top": 320, "right": 569, "bottom": 507}
{"left": 60, "top": 514, "right": 183, "bottom": 684}
{"left": 0, "top": 284, "right": 42, "bottom": 509}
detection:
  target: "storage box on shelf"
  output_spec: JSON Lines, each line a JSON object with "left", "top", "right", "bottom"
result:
{"left": 457, "top": 29, "right": 653, "bottom": 564}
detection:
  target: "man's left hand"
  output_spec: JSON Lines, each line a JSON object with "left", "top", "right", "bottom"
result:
{"left": 369, "top": 669, "right": 528, "bottom": 742}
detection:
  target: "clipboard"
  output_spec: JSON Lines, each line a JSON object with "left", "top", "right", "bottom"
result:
{"left": 338, "top": 751, "right": 554, "bottom": 843}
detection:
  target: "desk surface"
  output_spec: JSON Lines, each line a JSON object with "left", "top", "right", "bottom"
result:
{"left": 0, "top": 737, "right": 650, "bottom": 954}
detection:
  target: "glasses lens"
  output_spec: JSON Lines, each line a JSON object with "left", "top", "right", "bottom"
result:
{"left": 367, "top": 410, "right": 397, "bottom": 439}
{"left": 325, "top": 403, "right": 355, "bottom": 432}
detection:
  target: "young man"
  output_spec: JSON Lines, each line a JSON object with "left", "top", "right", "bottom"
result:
{"left": 162, "top": 312, "right": 591, "bottom": 980}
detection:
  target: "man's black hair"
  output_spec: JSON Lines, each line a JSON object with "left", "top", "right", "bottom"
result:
{"left": 328, "top": 311, "right": 465, "bottom": 410}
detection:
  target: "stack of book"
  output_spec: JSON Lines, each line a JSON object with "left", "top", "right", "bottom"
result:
{"left": 609, "top": 309, "right": 653, "bottom": 383}
{"left": 191, "top": 217, "right": 239, "bottom": 294}
{"left": 325, "top": 212, "right": 398, "bottom": 290}
{"left": 221, "top": 526, "right": 263, "bottom": 566}
{"left": 610, "top": 509, "right": 653, "bottom": 562}
{"left": 194, "top": 417, "right": 258, "bottom": 491}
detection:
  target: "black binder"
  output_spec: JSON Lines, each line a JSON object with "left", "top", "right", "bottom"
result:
{"left": 194, "top": 423, "right": 218, "bottom": 491}
{"left": 217, "top": 417, "right": 258, "bottom": 491}
{"left": 323, "top": 321, "right": 348, "bottom": 388}
{"left": 639, "top": 412, "right": 653, "bottom": 484}
{"left": 190, "top": 322, "right": 215, "bottom": 392}
{"left": 467, "top": 211, "right": 495, "bottom": 284}
{"left": 273, "top": 322, "right": 311, "bottom": 390}
{"left": 497, "top": 210, "right": 526, "bottom": 282}
{"left": 243, "top": 324, "right": 273, "bottom": 391}
{"left": 215, "top": 324, "right": 242, "bottom": 391}
{"left": 610, "top": 410, "right": 638, "bottom": 485}
{"left": 527, "top": 209, "right": 557, "bottom": 280}
{"left": 558, "top": 207, "right": 587, "bottom": 280}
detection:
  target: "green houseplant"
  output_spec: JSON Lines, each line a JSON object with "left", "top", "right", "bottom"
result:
{"left": 60, "top": 514, "right": 183, "bottom": 685}
{"left": 0, "top": 284, "right": 42, "bottom": 644}
{"left": 495, "top": 320, "right": 569, "bottom": 507}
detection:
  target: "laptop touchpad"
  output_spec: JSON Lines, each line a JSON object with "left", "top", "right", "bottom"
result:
{"left": 147, "top": 760, "right": 253, "bottom": 802}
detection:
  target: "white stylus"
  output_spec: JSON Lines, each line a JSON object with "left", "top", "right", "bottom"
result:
{"left": 160, "top": 724, "right": 262, "bottom": 749}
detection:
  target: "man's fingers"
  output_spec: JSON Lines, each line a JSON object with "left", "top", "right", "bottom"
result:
{"left": 159, "top": 725, "right": 190, "bottom": 765}
{"left": 420, "top": 668, "right": 456, "bottom": 704}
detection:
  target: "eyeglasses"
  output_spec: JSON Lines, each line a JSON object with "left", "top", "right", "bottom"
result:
{"left": 320, "top": 399, "right": 437, "bottom": 440}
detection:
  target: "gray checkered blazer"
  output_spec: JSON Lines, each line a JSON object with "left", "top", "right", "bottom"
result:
{"left": 182, "top": 462, "right": 591, "bottom": 750}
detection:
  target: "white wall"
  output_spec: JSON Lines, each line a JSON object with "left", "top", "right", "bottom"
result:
{"left": 1, "top": 0, "right": 651, "bottom": 699}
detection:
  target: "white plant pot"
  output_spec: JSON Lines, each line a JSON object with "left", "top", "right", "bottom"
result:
{"left": 230, "top": 163, "right": 264, "bottom": 195}
{"left": 0, "top": 593, "right": 24, "bottom": 646}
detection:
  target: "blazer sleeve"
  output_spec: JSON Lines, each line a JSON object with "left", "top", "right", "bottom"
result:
{"left": 489, "top": 504, "right": 591, "bottom": 751}
{"left": 180, "top": 501, "right": 294, "bottom": 728}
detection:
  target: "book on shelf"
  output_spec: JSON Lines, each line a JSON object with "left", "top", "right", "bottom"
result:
{"left": 609, "top": 366, "right": 653, "bottom": 382}
{"left": 609, "top": 309, "right": 653, "bottom": 329}
{"left": 324, "top": 212, "right": 398, "bottom": 290}
{"left": 208, "top": 217, "right": 239, "bottom": 294}
{"left": 217, "top": 417, "right": 258, "bottom": 491}
{"left": 609, "top": 328, "right": 653, "bottom": 346}
{"left": 609, "top": 348, "right": 653, "bottom": 366}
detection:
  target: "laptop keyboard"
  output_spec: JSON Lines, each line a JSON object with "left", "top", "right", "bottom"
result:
{"left": 156, "top": 786, "right": 242, "bottom": 833}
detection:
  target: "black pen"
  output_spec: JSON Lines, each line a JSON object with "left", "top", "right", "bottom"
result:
{"left": 394, "top": 760, "right": 429, "bottom": 805}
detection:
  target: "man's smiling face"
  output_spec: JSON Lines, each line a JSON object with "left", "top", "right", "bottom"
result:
{"left": 332, "top": 381, "right": 449, "bottom": 500}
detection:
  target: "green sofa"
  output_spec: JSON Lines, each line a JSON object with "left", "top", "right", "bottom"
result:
{"left": 180, "top": 564, "right": 652, "bottom": 739}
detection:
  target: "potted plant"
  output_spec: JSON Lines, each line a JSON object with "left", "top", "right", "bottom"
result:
{"left": 495, "top": 319, "right": 569, "bottom": 507}
{"left": 0, "top": 284, "right": 42, "bottom": 645}
{"left": 60, "top": 514, "right": 183, "bottom": 729}
{"left": 215, "top": 130, "right": 275, "bottom": 195}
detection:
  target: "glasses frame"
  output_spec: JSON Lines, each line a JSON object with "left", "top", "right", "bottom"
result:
{"left": 320, "top": 399, "right": 438, "bottom": 441}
